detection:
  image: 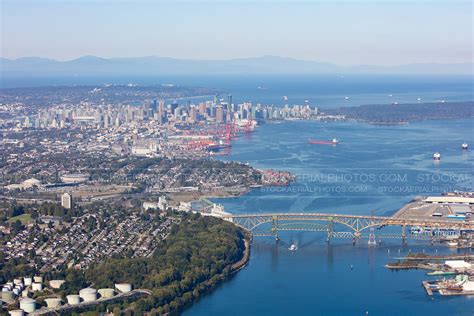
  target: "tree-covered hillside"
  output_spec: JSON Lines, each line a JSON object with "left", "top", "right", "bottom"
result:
{"left": 85, "top": 213, "right": 247, "bottom": 314}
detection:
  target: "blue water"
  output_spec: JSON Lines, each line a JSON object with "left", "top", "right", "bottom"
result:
{"left": 184, "top": 118, "right": 474, "bottom": 316}
{"left": 1, "top": 74, "right": 472, "bottom": 108}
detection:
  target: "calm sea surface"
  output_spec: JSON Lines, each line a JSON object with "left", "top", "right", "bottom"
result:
{"left": 184, "top": 118, "right": 474, "bottom": 316}
{"left": 2, "top": 74, "right": 472, "bottom": 108}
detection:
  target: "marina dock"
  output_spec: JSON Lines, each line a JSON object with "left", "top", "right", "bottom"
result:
{"left": 422, "top": 281, "right": 433, "bottom": 296}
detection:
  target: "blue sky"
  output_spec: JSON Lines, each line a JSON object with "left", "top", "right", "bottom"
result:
{"left": 1, "top": 0, "right": 472, "bottom": 65}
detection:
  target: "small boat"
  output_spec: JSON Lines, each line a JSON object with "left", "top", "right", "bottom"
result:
{"left": 427, "top": 271, "right": 456, "bottom": 276}
{"left": 462, "top": 142, "right": 468, "bottom": 150}
{"left": 446, "top": 241, "right": 458, "bottom": 248}
{"left": 446, "top": 285, "right": 463, "bottom": 292}
{"left": 308, "top": 138, "right": 339, "bottom": 145}
{"left": 289, "top": 244, "right": 298, "bottom": 251}
{"left": 433, "top": 152, "right": 441, "bottom": 160}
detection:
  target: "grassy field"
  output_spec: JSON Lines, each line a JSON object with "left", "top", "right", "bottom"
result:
{"left": 7, "top": 213, "right": 33, "bottom": 224}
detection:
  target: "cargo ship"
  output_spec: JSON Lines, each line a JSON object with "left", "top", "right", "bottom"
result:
{"left": 308, "top": 138, "right": 339, "bottom": 145}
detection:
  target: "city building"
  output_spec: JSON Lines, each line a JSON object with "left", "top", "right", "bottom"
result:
{"left": 61, "top": 192, "right": 73, "bottom": 209}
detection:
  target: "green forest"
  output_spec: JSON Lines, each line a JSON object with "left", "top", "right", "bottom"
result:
{"left": 330, "top": 101, "right": 474, "bottom": 123}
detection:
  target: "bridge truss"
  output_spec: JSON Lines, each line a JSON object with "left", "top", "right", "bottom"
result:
{"left": 223, "top": 213, "right": 474, "bottom": 243}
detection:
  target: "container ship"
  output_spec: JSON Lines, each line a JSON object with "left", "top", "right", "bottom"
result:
{"left": 308, "top": 138, "right": 339, "bottom": 145}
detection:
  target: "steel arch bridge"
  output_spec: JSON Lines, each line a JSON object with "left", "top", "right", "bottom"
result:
{"left": 222, "top": 212, "right": 474, "bottom": 242}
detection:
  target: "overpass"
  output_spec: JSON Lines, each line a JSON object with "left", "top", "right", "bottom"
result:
{"left": 222, "top": 212, "right": 474, "bottom": 243}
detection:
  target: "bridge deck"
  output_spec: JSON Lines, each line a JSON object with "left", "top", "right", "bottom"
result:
{"left": 224, "top": 212, "right": 474, "bottom": 234}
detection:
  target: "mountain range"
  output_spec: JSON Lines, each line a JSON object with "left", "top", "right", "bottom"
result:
{"left": 1, "top": 55, "right": 472, "bottom": 76}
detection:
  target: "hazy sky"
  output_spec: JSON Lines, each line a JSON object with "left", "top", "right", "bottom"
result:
{"left": 1, "top": 0, "right": 472, "bottom": 65}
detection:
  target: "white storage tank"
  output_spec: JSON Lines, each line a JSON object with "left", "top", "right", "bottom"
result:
{"left": 114, "top": 283, "right": 132, "bottom": 293}
{"left": 32, "top": 282, "right": 43, "bottom": 291}
{"left": 19, "top": 298, "right": 36, "bottom": 313}
{"left": 8, "top": 310, "right": 24, "bottom": 316}
{"left": 2, "top": 290, "right": 15, "bottom": 302}
{"left": 24, "top": 278, "right": 32, "bottom": 286}
{"left": 66, "top": 294, "right": 81, "bottom": 305}
{"left": 49, "top": 280, "right": 66, "bottom": 289}
{"left": 44, "top": 297, "right": 62, "bottom": 308}
{"left": 33, "top": 276, "right": 43, "bottom": 283}
{"left": 79, "top": 287, "right": 97, "bottom": 302}
{"left": 98, "top": 288, "right": 115, "bottom": 298}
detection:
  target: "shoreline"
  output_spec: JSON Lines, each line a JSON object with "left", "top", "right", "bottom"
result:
{"left": 231, "top": 238, "right": 251, "bottom": 272}
{"left": 177, "top": 235, "right": 251, "bottom": 315}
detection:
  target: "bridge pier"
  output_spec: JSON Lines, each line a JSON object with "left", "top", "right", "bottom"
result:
{"left": 326, "top": 218, "right": 334, "bottom": 243}
{"left": 272, "top": 216, "right": 279, "bottom": 242}
{"left": 401, "top": 225, "right": 407, "bottom": 245}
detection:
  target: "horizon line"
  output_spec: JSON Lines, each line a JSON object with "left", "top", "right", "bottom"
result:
{"left": 1, "top": 54, "right": 473, "bottom": 68}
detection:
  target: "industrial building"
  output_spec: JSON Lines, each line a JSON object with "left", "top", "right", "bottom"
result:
{"left": 424, "top": 196, "right": 474, "bottom": 205}
{"left": 60, "top": 173, "right": 90, "bottom": 184}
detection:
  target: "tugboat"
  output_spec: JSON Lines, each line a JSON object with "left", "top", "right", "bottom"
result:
{"left": 289, "top": 244, "right": 298, "bottom": 251}
{"left": 462, "top": 142, "right": 468, "bottom": 150}
{"left": 433, "top": 152, "right": 441, "bottom": 161}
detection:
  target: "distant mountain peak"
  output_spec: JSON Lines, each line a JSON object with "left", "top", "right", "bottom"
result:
{"left": 70, "top": 55, "right": 109, "bottom": 62}
{"left": 1, "top": 55, "right": 471, "bottom": 75}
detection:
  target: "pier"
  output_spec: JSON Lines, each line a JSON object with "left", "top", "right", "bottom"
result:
{"left": 423, "top": 281, "right": 433, "bottom": 296}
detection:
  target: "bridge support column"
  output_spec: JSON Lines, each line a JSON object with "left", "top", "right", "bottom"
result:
{"left": 402, "top": 225, "right": 407, "bottom": 245}
{"left": 272, "top": 216, "right": 279, "bottom": 241}
{"left": 326, "top": 218, "right": 334, "bottom": 243}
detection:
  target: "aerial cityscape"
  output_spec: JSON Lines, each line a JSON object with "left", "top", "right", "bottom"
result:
{"left": 1, "top": 0, "right": 473, "bottom": 315}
